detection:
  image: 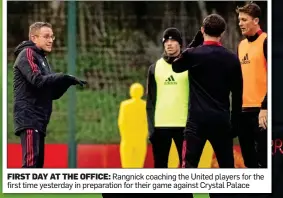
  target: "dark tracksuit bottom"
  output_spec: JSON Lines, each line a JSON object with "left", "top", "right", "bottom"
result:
{"left": 150, "top": 127, "right": 184, "bottom": 168}
{"left": 182, "top": 121, "right": 234, "bottom": 198}
{"left": 237, "top": 110, "right": 268, "bottom": 168}
{"left": 133, "top": 128, "right": 189, "bottom": 198}
{"left": 19, "top": 129, "right": 45, "bottom": 168}
{"left": 150, "top": 127, "right": 191, "bottom": 198}
{"left": 182, "top": 122, "right": 234, "bottom": 168}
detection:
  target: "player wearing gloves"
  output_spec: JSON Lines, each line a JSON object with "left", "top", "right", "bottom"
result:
{"left": 13, "top": 22, "right": 87, "bottom": 168}
{"left": 172, "top": 14, "right": 242, "bottom": 169}
{"left": 172, "top": 13, "right": 243, "bottom": 198}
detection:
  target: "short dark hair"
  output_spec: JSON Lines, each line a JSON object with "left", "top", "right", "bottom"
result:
{"left": 236, "top": 3, "right": 261, "bottom": 19}
{"left": 202, "top": 14, "right": 226, "bottom": 37}
{"left": 29, "top": 22, "right": 52, "bottom": 39}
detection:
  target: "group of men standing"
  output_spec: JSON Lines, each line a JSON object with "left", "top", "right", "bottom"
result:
{"left": 146, "top": 2, "right": 271, "bottom": 198}
{"left": 12, "top": 1, "right": 280, "bottom": 198}
{"left": 147, "top": 2, "right": 267, "bottom": 171}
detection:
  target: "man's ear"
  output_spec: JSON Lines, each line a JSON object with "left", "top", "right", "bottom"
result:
{"left": 201, "top": 26, "right": 204, "bottom": 34}
{"left": 253, "top": 17, "right": 259, "bottom": 25}
{"left": 220, "top": 31, "right": 225, "bottom": 38}
{"left": 30, "top": 35, "right": 37, "bottom": 44}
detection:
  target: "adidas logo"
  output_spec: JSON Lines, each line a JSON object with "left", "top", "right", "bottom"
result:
{"left": 241, "top": 53, "right": 250, "bottom": 64}
{"left": 164, "top": 75, "right": 177, "bottom": 85}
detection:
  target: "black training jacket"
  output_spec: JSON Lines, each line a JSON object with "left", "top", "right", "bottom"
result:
{"left": 172, "top": 42, "right": 243, "bottom": 130}
{"left": 13, "top": 41, "right": 72, "bottom": 136}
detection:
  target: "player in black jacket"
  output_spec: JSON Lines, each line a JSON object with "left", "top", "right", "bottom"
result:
{"left": 172, "top": 13, "right": 243, "bottom": 198}
{"left": 172, "top": 14, "right": 242, "bottom": 169}
{"left": 13, "top": 22, "right": 86, "bottom": 168}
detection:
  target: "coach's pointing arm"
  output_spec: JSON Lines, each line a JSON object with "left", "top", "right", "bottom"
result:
{"left": 16, "top": 49, "right": 86, "bottom": 90}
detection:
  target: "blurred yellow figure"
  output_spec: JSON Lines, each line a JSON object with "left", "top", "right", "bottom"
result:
{"left": 168, "top": 140, "right": 214, "bottom": 168}
{"left": 168, "top": 140, "right": 179, "bottom": 168}
{"left": 198, "top": 141, "right": 214, "bottom": 168}
{"left": 118, "top": 83, "right": 148, "bottom": 168}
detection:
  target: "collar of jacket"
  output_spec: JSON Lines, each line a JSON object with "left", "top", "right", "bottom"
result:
{"left": 203, "top": 41, "right": 222, "bottom": 46}
{"left": 32, "top": 43, "right": 47, "bottom": 56}
{"left": 246, "top": 29, "right": 263, "bottom": 42}
{"left": 25, "top": 40, "right": 47, "bottom": 56}
{"left": 162, "top": 52, "right": 180, "bottom": 64}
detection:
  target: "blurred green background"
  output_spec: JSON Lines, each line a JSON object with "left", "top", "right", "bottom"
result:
{"left": 7, "top": 1, "right": 267, "bottom": 144}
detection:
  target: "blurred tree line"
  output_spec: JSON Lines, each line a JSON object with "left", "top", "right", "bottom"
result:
{"left": 6, "top": 1, "right": 268, "bottom": 143}
{"left": 7, "top": 1, "right": 267, "bottom": 59}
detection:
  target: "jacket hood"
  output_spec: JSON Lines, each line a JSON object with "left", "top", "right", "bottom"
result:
{"left": 14, "top": 40, "right": 44, "bottom": 57}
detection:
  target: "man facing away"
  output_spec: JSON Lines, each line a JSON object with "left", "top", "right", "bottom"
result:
{"left": 13, "top": 22, "right": 87, "bottom": 168}
{"left": 236, "top": 2, "right": 268, "bottom": 168}
{"left": 172, "top": 14, "right": 243, "bottom": 169}
{"left": 172, "top": 13, "right": 243, "bottom": 198}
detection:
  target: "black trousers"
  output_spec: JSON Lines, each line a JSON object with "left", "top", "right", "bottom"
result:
{"left": 149, "top": 127, "right": 192, "bottom": 198}
{"left": 182, "top": 122, "right": 234, "bottom": 168}
{"left": 150, "top": 127, "right": 184, "bottom": 168}
{"left": 238, "top": 111, "right": 268, "bottom": 168}
{"left": 182, "top": 122, "right": 234, "bottom": 198}
{"left": 20, "top": 129, "right": 45, "bottom": 168}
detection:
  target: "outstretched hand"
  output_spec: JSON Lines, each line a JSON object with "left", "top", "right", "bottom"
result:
{"left": 187, "top": 30, "right": 204, "bottom": 48}
{"left": 75, "top": 79, "right": 87, "bottom": 87}
{"left": 66, "top": 75, "right": 87, "bottom": 87}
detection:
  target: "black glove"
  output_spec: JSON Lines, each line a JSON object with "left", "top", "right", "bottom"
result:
{"left": 187, "top": 30, "right": 204, "bottom": 48}
{"left": 65, "top": 74, "right": 87, "bottom": 87}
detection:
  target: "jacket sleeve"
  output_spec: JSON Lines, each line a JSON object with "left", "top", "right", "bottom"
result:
{"left": 16, "top": 48, "right": 71, "bottom": 89}
{"left": 231, "top": 57, "right": 243, "bottom": 134}
{"left": 51, "top": 82, "right": 72, "bottom": 100}
{"left": 146, "top": 64, "right": 157, "bottom": 138}
{"left": 172, "top": 48, "right": 195, "bottom": 73}
{"left": 46, "top": 63, "right": 72, "bottom": 100}
{"left": 261, "top": 37, "right": 267, "bottom": 109}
